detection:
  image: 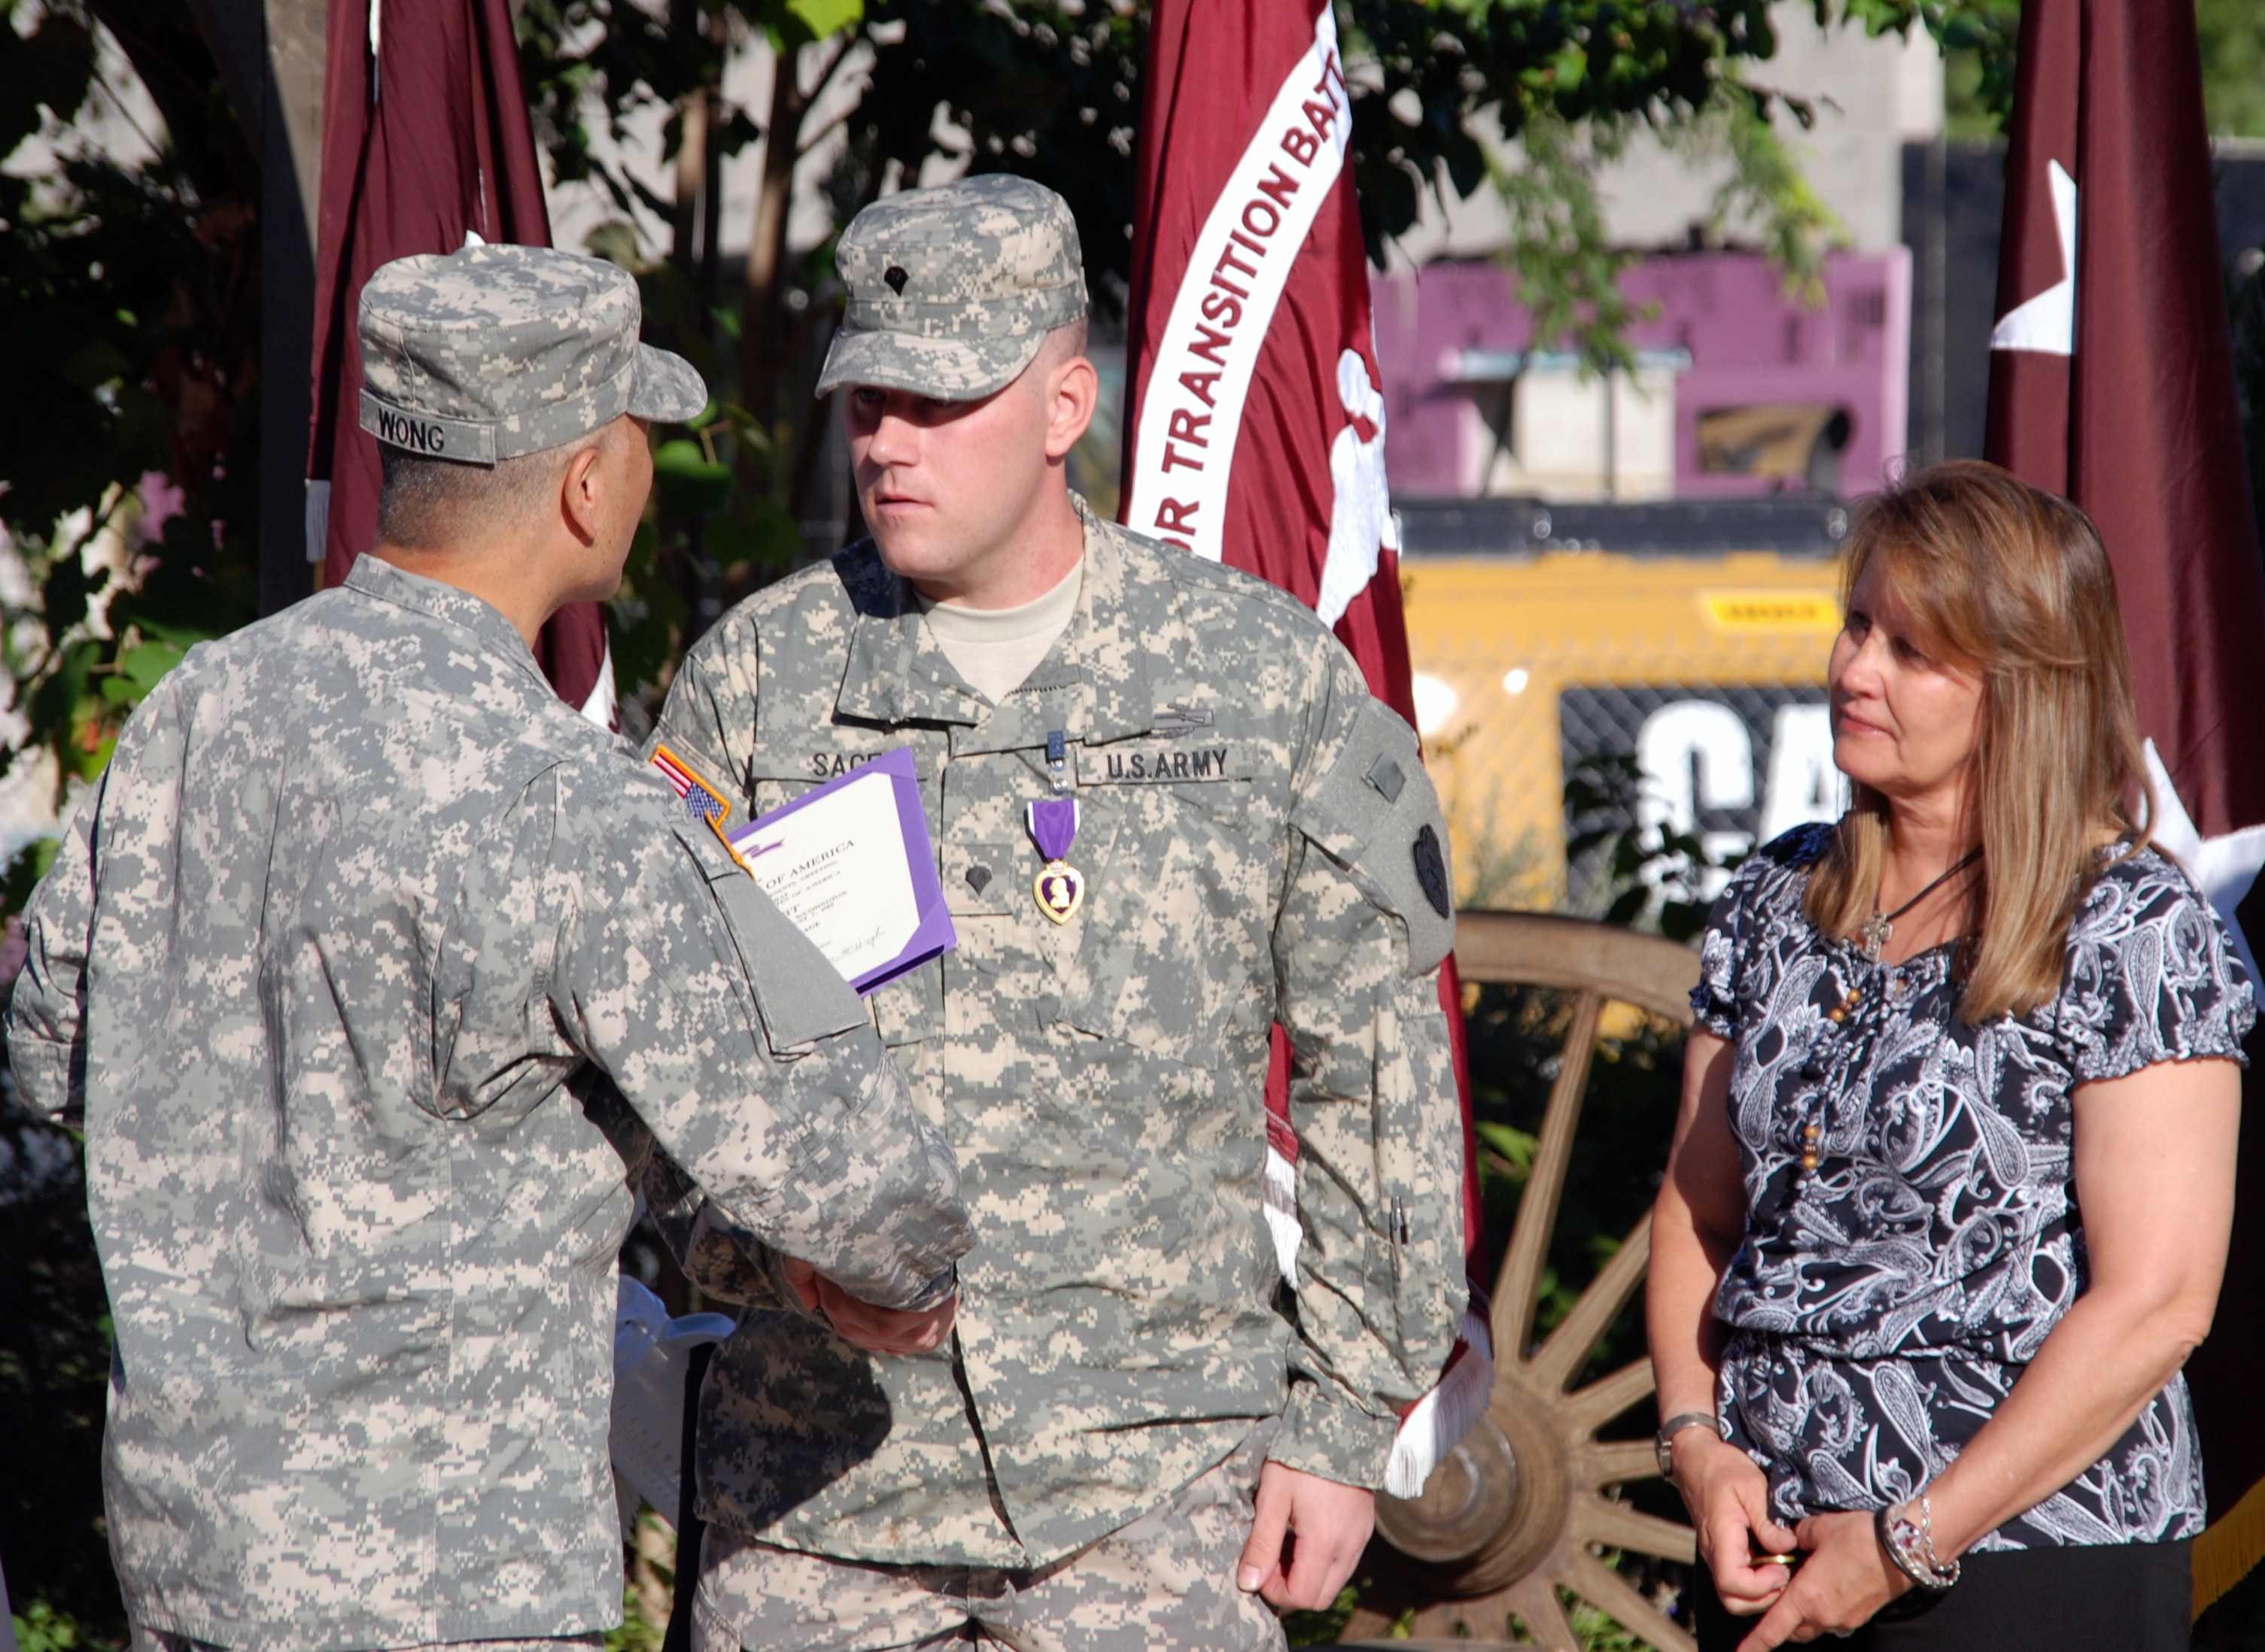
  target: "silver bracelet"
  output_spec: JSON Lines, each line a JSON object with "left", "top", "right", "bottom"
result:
{"left": 1917, "top": 1494, "right": 1959, "bottom": 1583}
{"left": 1874, "top": 1496, "right": 1959, "bottom": 1590}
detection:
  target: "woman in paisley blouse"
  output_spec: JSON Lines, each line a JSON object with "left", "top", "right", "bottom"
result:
{"left": 1648, "top": 461, "right": 2254, "bottom": 1651}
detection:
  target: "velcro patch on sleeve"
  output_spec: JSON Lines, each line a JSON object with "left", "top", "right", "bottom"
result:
{"left": 677, "top": 822, "right": 868, "bottom": 1050}
{"left": 1291, "top": 698, "right": 1455, "bottom": 976}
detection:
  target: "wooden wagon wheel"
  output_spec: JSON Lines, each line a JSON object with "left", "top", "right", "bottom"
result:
{"left": 1336, "top": 912, "right": 1704, "bottom": 1652}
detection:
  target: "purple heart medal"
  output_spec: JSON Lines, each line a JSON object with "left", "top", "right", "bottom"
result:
{"left": 1029, "top": 729, "right": 1085, "bottom": 924}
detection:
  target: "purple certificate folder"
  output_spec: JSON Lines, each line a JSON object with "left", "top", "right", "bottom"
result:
{"left": 725, "top": 746, "right": 956, "bottom": 995}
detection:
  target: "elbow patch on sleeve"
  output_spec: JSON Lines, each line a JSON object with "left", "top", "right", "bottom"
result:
{"left": 680, "top": 824, "right": 870, "bottom": 1049}
{"left": 1291, "top": 699, "right": 1456, "bottom": 977}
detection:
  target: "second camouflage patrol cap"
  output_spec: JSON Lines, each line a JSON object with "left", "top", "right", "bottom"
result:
{"left": 357, "top": 243, "right": 707, "bottom": 467}
{"left": 816, "top": 175, "right": 1088, "bottom": 402}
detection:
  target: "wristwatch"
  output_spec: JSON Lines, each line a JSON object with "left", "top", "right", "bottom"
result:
{"left": 1654, "top": 1411, "right": 1728, "bottom": 1477}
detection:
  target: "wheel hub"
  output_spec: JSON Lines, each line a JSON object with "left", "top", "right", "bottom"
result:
{"left": 1372, "top": 1368, "right": 1572, "bottom": 1596}
{"left": 1372, "top": 1414, "right": 1519, "bottom": 1565}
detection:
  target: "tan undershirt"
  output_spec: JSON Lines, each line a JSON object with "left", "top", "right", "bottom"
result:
{"left": 917, "top": 557, "right": 1084, "bottom": 703}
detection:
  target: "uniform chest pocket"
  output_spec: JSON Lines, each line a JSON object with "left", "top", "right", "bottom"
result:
{"left": 1050, "top": 770, "right": 1275, "bottom": 1065}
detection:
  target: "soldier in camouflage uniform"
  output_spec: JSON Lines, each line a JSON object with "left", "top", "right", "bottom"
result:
{"left": 5, "top": 244, "right": 974, "bottom": 1652}
{"left": 646, "top": 175, "right": 1470, "bottom": 1651}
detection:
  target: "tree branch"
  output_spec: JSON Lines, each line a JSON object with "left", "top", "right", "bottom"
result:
{"left": 796, "top": 101, "right": 855, "bottom": 159}
{"left": 802, "top": 33, "right": 855, "bottom": 105}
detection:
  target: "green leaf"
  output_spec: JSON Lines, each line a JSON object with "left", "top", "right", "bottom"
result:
{"left": 1476, "top": 1119, "right": 1538, "bottom": 1179}
{"left": 72, "top": 732, "right": 117, "bottom": 783}
{"left": 651, "top": 439, "right": 733, "bottom": 516}
{"left": 607, "top": 524, "right": 687, "bottom": 699}
{"left": 704, "top": 494, "right": 801, "bottom": 575}
{"left": 582, "top": 220, "right": 643, "bottom": 270}
{"left": 710, "top": 401, "right": 774, "bottom": 454}
{"left": 116, "top": 641, "right": 184, "bottom": 691}
{"left": 134, "top": 618, "right": 214, "bottom": 649}
{"left": 787, "top": 0, "right": 862, "bottom": 37}
{"left": 1549, "top": 39, "right": 1588, "bottom": 93}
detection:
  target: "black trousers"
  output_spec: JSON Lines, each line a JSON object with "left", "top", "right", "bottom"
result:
{"left": 1692, "top": 1538, "right": 2192, "bottom": 1652}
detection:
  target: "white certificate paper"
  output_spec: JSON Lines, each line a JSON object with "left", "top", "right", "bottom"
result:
{"left": 725, "top": 748, "right": 955, "bottom": 992}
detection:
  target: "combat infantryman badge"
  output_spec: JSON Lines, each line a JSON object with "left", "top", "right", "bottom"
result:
{"left": 1030, "top": 729, "right": 1084, "bottom": 923}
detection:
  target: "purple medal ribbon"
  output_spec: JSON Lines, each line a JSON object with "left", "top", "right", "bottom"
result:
{"left": 1028, "top": 795, "right": 1080, "bottom": 861}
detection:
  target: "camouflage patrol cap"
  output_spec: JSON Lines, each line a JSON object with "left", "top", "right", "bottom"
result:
{"left": 357, "top": 243, "right": 707, "bottom": 467}
{"left": 816, "top": 175, "right": 1088, "bottom": 402}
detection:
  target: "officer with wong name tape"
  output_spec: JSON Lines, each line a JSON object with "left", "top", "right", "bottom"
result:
{"left": 6, "top": 242, "right": 972, "bottom": 1652}
{"left": 644, "top": 175, "right": 1469, "bottom": 1652}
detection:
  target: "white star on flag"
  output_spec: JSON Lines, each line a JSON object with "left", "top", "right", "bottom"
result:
{"left": 1990, "top": 159, "right": 2077, "bottom": 356}
{"left": 2145, "top": 739, "right": 2265, "bottom": 988}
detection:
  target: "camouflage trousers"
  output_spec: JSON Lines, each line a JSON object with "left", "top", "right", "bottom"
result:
{"left": 692, "top": 1420, "right": 1288, "bottom": 1652}
{"left": 134, "top": 1633, "right": 605, "bottom": 1651}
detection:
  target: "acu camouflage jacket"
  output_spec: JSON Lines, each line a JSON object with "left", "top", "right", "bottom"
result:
{"left": 5, "top": 557, "right": 971, "bottom": 1649}
{"left": 647, "top": 507, "right": 1470, "bottom": 1569}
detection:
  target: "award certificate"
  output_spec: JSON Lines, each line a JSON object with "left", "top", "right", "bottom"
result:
{"left": 725, "top": 747, "right": 955, "bottom": 993}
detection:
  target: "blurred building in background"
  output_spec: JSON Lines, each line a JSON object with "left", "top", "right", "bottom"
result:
{"left": 1373, "top": 251, "right": 1909, "bottom": 504}
{"left": 1381, "top": 5, "right": 1926, "bottom": 910}
{"left": 1365, "top": 9, "right": 2265, "bottom": 916}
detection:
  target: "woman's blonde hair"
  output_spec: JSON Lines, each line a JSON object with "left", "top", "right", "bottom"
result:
{"left": 1803, "top": 460, "right": 2153, "bottom": 1022}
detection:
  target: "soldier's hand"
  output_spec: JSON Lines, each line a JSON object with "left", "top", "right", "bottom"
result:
{"left": 782, "top": 1257, "right": 958, "bottom": 1355}
{"left": 1236, "top": 1461, "right": 1374, "bottom": 1613}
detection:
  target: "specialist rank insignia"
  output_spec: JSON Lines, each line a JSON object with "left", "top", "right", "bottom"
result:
{"left": 651, "top": 744, "right": 733, "bottom": 830}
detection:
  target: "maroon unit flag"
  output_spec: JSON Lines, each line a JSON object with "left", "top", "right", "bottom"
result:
{"left": 306, "top": 0, "right": 615, "bottom": 719}
{"left": 1983, "top": 0, "right": 2265, "bottom": 1612}
{"left": 1123, "top": 0, "right": 1489, "bottom": 1496}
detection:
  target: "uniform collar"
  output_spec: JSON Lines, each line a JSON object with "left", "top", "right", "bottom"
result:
{"left": 832, "top": 497, "right": 1160, "bottom": 751}
{"left": 832, "top": 548, "right": 988, "bottom": 729}
{"left": 341, "top": 554, "right": 559, "bottom": 699}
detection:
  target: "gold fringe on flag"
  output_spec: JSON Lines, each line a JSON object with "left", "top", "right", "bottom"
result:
{"left": 2194, "top": 1477, "right": 2265, "bottom": 1618}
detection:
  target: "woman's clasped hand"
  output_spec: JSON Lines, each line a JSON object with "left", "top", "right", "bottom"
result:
{"left": 1737, "top": 1511, "right": 1914, "bottom": 1646}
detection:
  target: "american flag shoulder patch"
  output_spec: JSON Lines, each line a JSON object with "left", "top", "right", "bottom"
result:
{"left": 650, "top": 744, "right": 732, "bottom": 829}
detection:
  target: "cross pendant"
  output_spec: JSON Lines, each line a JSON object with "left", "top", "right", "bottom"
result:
{"left": 1859, "top": 912, "right": 1891, "bottom": 961}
